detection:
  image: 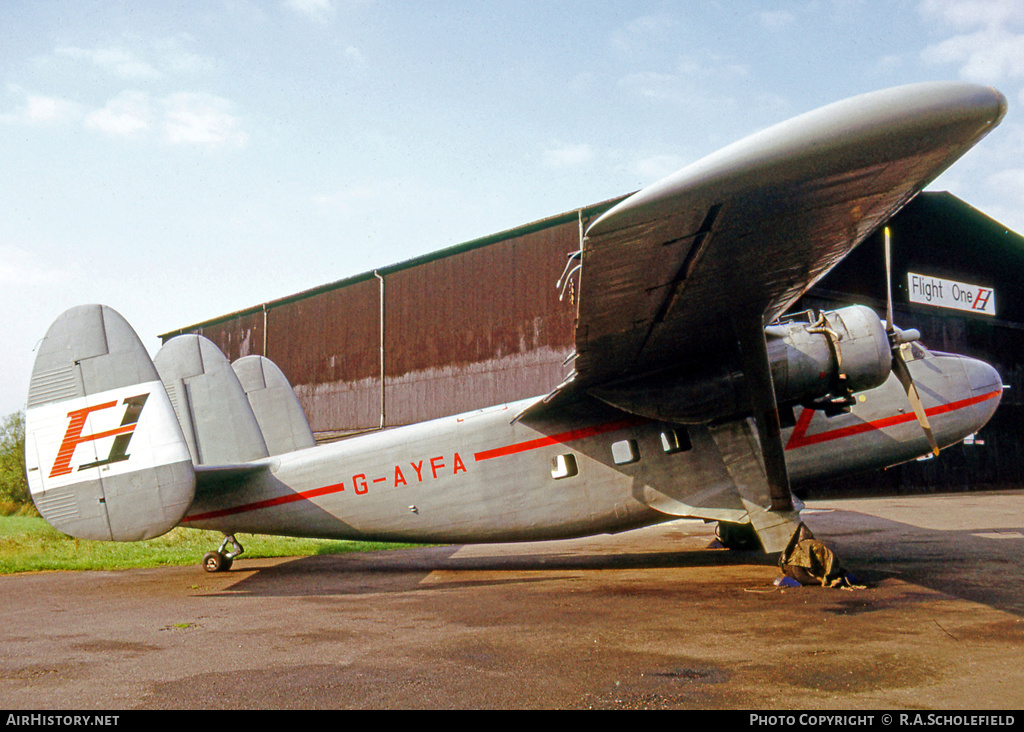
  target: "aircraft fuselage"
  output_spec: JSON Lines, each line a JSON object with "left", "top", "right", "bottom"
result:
{"left": 181, "top": 351, "right": 1001, "bottom": 544}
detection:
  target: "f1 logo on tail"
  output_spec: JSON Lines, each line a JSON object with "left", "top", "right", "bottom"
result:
{"left": 49, "top": 394, "right": 150, "bottom": 478}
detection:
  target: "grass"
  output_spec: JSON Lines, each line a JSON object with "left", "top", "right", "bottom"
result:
{"left": 0, "top": 514, "right": 416, "bottom": 574}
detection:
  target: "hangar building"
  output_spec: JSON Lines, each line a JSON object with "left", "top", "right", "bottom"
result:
{"left": 162, "top": 191, "right": 1024, "bottom": 495}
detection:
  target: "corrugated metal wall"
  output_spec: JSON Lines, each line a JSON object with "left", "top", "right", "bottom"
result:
{"left": 269, "top": 278, "right": 384, "bottom": 434}
{"left": 165, "top": 201, "right": 621, "bottom": 437}
{"left": 381, "top": 222, "right": 578, "bottom": 428}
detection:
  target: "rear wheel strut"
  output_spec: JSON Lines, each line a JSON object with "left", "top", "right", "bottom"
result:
{"left": 202, "top": 535, "right": 244, "bottom": 573}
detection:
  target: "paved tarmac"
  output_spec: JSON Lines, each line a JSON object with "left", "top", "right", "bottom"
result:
{"left": 2, "top": 491, "right": 1023, "bottom": 710}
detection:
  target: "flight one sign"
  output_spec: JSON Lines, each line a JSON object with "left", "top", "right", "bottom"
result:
{"left": 908, "top": 272, "right": 996, "bottom": 316}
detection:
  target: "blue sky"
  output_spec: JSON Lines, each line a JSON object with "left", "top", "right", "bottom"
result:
{"left": 3, "top": 0, "right": 1024, "bottom": 416}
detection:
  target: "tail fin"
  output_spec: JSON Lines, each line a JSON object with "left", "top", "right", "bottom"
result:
{"left": 233, "top": 355, "right": 316, "bottom": 454}
{"left": 24, "top": 305, "right": 195, "bottom": 541}
{"left": 154, "top": 335, "right": 270, "bottom": 465}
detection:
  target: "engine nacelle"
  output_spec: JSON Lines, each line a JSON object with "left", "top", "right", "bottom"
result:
{"left": 588, "top": 304, "right": 893, "bottom": 424}
{"left": 768, "top": 304, "right": 892, "bottom": 407}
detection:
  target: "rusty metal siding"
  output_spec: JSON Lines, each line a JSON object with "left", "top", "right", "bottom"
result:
{"left": 269, "top": 278, "right": 380, "bottom": 385}
{"left": 385, "top": 223, "right": 579, "bottom": 373}
{"left": 382, "top": 221, "right": 579, "bottom": 426}
{"left": 270, "top": 278, "right": 382, "bottom": 433}
{"left": 162, "top": 199, "right": 623, "bottom": 436}
{"left": 195, "top": 311, "right": 265, "bottom": 363}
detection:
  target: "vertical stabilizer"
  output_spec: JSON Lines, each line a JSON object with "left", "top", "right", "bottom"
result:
{"left": 233, "top": 355, "right": 316, "bottom": 454}
{"left": 155, "top": 335, "right": 270, "bottom": 465}
{"left": 25, "top": 305, "right": 195, "bottom": 541}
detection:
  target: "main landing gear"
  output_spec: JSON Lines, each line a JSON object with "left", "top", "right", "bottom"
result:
{"left": 202, "top": 534, "right": 244, "bottom": 573}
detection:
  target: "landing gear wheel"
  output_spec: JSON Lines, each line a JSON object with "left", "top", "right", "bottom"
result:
{"left": 202, "top": 551, "right": 232, "bottom": 572}
{"left": 716, "top": 521, "right": 761, "bottom": 551}
{"left": 201, "top": 534, "right": 244, "bottom": 573}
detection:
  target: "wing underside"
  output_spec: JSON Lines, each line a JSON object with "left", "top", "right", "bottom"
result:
{"left": 572, "top": 82, "right": 1007, "bottom": 389}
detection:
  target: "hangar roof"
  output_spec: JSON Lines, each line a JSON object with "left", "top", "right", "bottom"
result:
{"left": 163, "top": 191, "right": 1022, "bottom": 341}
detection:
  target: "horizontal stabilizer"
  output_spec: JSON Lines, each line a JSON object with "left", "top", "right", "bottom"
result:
{"left": 233, "top": 355, "right": 315, "bottom": 454}
{"left": 25, "top": 305, "right": 195, "bottom": 541}
{"left": 194, "top": 462, "right": 270, "bottom": 497}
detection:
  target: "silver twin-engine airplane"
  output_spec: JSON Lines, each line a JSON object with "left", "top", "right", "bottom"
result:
{"left": 24, "top": 82, "right": 1008, "bottom": 572}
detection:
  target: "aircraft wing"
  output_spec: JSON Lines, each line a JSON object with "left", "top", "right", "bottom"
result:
{"left": 570, "top": 82, "right": 1007, "bottom": 389}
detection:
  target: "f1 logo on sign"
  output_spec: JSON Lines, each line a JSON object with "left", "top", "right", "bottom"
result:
{"left": 908, "top": 272, "right": 996, "bottom": 316}
{"left": 49, "top": 394, "right": 149, "bottom": 478}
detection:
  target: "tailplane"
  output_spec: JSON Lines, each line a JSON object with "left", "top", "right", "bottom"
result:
{"left": 24, "top": 305, "right": 195, "bottom": 541}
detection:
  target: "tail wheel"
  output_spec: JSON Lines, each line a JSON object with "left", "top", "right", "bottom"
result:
{"left": 202, "top": 551, "right": 233, "bottom": 573}
{"left": 202, "top": 535, "right": 243, "bottom": 572}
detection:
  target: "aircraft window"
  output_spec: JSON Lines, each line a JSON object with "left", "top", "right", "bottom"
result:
{"left": 611, "top": 439, "right": 640, "bottom": 465}
{"left": 660, "top": 429, "right": 692, "bottom": 454}
{"left": 551, "top": 454, "right": 579, "bottom": 480}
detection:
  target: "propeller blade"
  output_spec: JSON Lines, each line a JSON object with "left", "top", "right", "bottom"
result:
{"left": 884, "top": 226, "right": 894, "bottom": 332}
{"left": 892, "top": 348, "right": 940, "bottom": 457}
{"left": 884, "top": 225, "right": 940, "bottom": 457}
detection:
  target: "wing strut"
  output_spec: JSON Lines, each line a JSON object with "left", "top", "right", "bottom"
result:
{"left": 737, "top": 316, "right": 794, "bottom": 512}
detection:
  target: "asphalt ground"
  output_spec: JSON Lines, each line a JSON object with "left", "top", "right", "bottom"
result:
{"left": 1, "top": 491, "right": 1023, "bottom": 711}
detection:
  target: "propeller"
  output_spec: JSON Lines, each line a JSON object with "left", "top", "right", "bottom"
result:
{"left": 884, "top": 226, "right": 940, "bottom": 457}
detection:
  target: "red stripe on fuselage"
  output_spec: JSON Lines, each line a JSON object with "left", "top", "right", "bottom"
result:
{"left": 472, "top": 417, "right": 648, "bottom": 461}
{"left": 784, "top": 389, "right": 1000, "bottom": 450}
{"left": 181, "top": 417, "right": 647, "bottom": 523}
{"left": 182, "top": 392, "right": 997, "bottom": 524}
{"left": 182, "top": 482, "right": 346, "bottom": 523}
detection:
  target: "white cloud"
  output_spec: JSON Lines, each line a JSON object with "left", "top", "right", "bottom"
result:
{"left": 286, "top": 0, "right": 335, "bottom": 24}
{"left": 986, "top": 166, "right": 1024, "bottom": 194}
{"left": 53, "top": 38, "right": 215, "bottom": 86}
{"left": 56, "top": 46, "right": 163, "bottom": 80}
{"left": 920, "top": 0, "right": 1024, "bottom": 80}
{"left": 24, "top": 94, "right": 77, "bottom": 123}
{"left": 162, "top": 93, "right": 248, "bottom": 148}
{"left": 920, "top": 0, "right": 1024, "bottom": 30}
{"left": 27, "top": 40, "right": 244, "bottom": 147}
{"left": 873, "top": 54, "right": 906, "bottom": 75}
{"left": 3, "top": 84, "right": 247, "bottom": 149}
{"left": 85, "top": 91, "right": 151, "bottom": 137}
{"left": 0, "top": 87, "right": 80, "bottom": 126}
{"left": 922, "top": 26, "right": 1024, "bottom": 79}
